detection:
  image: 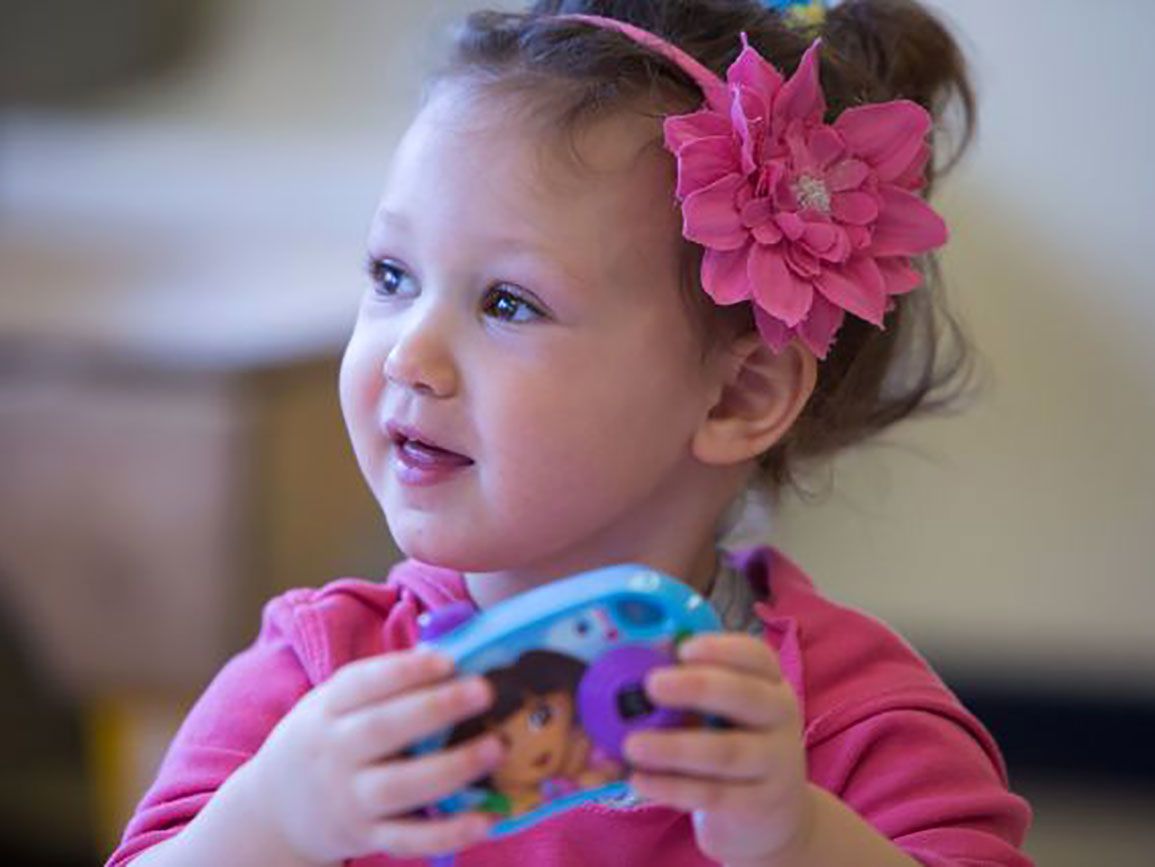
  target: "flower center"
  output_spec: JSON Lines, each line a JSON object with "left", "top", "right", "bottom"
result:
{"left": 792, "top": 173, "right": 831, "bottom": 214}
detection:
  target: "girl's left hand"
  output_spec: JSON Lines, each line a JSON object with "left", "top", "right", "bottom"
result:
{"left": 623, "top": 633, "right": 814, "bottom": 867}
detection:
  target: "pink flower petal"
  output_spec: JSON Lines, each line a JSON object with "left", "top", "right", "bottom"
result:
{"left": 826, "top": 158, "right": 870, "bottom": 192}
{"left": 802, "top": 221, "right": 839, "bottom": 255}
{"left": 775, "top": 210, "right": 806, "bottom": 242}
{"left": 831, "top": 190, "right": 880, "bottom": 225}
{"left": 785, "top": 243, "right": 821, "bottom": 278}
{"left": 752, "top": 219, "right": 783, "bottom": 245}
{"left": 675, "top": 136, "right": 740, "bottom": 199}
{"left": 834, "top": 101, "right": 932, "bottom": 184}
{"left": 873, "top": 134, "right": 930, "bottom": 187}
{"left": 752, "top": 160, "right": 784, "bottom": 201}
{"left": 814, "top": 256, "right": 887, "bottom": 325}
{"left": 772, "top": 39, "right": 826, "bottom": 132}
{"left": 731, "top": 87, "right": 763, "bottom": 175}
{"left": 727, "top": 33, "right": 782, "bottom": 122}
{"left": 846, "top": 224, "right": 872, "bottom": 251}
{"left": 740, "top": 196, "right": 773, "bottom": 227}
{"left": 783, "top": 123, "right": 815, "bottom": 175}
{"left": 701, "top": 244, "right": 754, "bottom": 306}
{"left": 797, "top": 293, "right": 846, "bottom": 359}
{"left": 892, "top": 143, "right": 931, "bottom": 191}
{"left": 815, "top": 225, "right": 852, "bottom": 264}
{"left": 682, "top": 173, "right": 749, "bottom": 250}
{"left": 749, "top": 244, "right": 814, "bottom": 327}
{"left": 808, "top": 126, "right": 845, "bottom": 169}
{"left": 753, "top": 306, "right": 795, "bottom": 353}
{"left": 664, "top": 109, "right": 732, "bottom": 153}
{"left": 869, "top": 186, "right": 948, "bottom": 257}
{"left": 877, "top": 256, "right": 924, "bottom": 296}
{"left": 772, "top": 168, "right": 799, "bottom": 211}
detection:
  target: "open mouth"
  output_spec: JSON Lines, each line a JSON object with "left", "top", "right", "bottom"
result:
{"left": 387, "top": 423, "right": 473, "bottom": 467}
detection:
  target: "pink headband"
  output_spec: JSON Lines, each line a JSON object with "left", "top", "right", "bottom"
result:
{"left": 557, "top": 14, "right": 948, "bottom": 359}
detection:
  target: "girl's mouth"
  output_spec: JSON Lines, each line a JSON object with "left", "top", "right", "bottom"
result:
{"left": 386, "top": 422, "right": 473, "bottom": 486}
{"left": 397, "top": 435, "right": 472, "bottom": 467}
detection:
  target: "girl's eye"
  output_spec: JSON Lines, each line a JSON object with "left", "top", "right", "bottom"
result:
{"left": 529, "top": 701, "right": 553, "bottom": 729}
{"left": 365, "top": 256, "right": 415, "bottom": 299}
{"left": 482, "top": 285, "right": 544, "bottom": 323}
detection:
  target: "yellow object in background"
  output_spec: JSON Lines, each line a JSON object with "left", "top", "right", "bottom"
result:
{"left": 764, "top": 0, "right": 827, "bottom": 29}
{"left": 87, "top": 695, "right": 192, "bottom": 855}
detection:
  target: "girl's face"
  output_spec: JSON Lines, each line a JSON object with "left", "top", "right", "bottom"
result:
{"left": 340, "top": 82, "right": 720, "bottom": 575}
{"left": 490, "top": 690, "right": 573, "bottom": 789}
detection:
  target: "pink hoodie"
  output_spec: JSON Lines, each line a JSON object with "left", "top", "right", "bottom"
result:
{"left": 107, "top": 547, "right": 1033, "bottom": 866}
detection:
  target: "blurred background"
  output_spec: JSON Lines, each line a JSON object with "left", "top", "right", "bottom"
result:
{"left": 1, "top": 1, "right": 1152, "bottom": 864}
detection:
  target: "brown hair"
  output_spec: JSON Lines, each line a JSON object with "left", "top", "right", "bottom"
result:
{"left": 446, "top": 649, "right": 586, "bottom": 747}
{"left": 434, "top": 0, "right": 979, "bottom": 503}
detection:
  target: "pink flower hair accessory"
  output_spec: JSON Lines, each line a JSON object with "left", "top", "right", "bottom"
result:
{"left": 557, "top": 15, "right": 948, "bottom": 359}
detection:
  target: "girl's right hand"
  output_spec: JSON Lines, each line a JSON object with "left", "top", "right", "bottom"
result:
{"left": 238, "top": 647, "right": 505, "bottom": 863}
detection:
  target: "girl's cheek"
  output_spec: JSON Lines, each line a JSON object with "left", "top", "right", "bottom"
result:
{"left": 340, "top": 334, "right": 382, "bottom": 403}
{"left": 338, "top": 343, "right": 383, "bottom": 454}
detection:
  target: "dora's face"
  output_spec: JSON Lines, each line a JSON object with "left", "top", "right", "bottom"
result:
{"left": 490, "top": 690, "right": 574, "bottom": 789}
{"left": 339, "top": 80, "right": 718, "bottom": 576}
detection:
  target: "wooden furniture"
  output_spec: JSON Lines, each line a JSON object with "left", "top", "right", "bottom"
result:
{"left": 0, "top": 341, "right": 394, "bottom": 850}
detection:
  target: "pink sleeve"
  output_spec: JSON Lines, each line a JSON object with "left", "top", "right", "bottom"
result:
{"left": 808, "top": 699, "right": 1034, "bottom": 867}
{"left": 105, "top": 592, "right": 316, "bottom": 867}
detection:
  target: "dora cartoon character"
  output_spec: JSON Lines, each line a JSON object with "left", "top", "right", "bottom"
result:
{"left": 447, "top": 649, "right": 622, "bottom": 817}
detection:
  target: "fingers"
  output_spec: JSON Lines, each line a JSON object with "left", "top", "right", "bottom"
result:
{"left": 624, "top": 634, "right": 797, "bottom": 787}
{"left": 323, "top": 649, "right": 454, "bottom": 716}
{"left": 624, "top": 728, "right": 791, "bottom": 781}
{"left": 644, "top": 663, "right": 795, "bottom": 729}
{"left": 338, "top": 674, "right": 495, "bottom": 763}
{"left": 366, "top": 811, "right": 496, "bottom": 859}
{"left": 354, "top": 732, "right": 505, "bottom": 818}
{"left": 676, "top": 633, "right": 782, "bottom": 682}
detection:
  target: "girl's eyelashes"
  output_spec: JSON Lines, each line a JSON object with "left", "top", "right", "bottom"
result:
{"left": 528, "top": 700, "right": 554, "bottom": 729}
{"left": 365, "top": 255, "right": 415, "bottom": 299}
{"left": 481, "top": 285, "right": 546, "bottom": 324}
{"left": 364, "top": 255, "right": 548, "bottom": 323}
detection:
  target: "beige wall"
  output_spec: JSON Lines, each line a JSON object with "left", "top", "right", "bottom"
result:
{"left": 775, "top": 1, "right": 1155, "bottom": 693}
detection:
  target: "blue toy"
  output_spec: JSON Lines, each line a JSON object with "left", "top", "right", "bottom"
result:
{"left": 409, "top": 564, "right": 725, "bottom": 842}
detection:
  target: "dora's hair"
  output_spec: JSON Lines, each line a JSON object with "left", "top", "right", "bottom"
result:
{"left": 435, "top": 0, "right": 979, "bottom": 502}
{"left": 445, "top": 649, "right": 585, "bottom": 747}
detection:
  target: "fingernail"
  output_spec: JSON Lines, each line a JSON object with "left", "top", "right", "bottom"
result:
{"left": 676, "top": 638, "right": 700, "bottom": 660}
{"left": 417, "top": 648, "right": 451, "bottom": 670}
{"left": 646, "top": 668, "right": 670, "bottom": 696}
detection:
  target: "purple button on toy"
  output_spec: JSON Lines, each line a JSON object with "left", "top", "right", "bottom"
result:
{"left": 417, "top": 601, "right": 477, "bottom": 642}
{"left": 577, "top": 643, "right": 686, "bottom": 763}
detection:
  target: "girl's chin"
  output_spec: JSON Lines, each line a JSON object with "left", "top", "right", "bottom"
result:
{"left": 389, "top": 528, "right": 509, "bottom": 573}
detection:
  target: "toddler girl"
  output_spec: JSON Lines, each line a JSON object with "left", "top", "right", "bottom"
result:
{"left": 109, "top": 1, "right": 1033, "bottom": 864}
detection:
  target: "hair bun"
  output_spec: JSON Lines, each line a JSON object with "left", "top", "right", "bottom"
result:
{"left": 821, "top": 0, "right": 975, "bottom": 181}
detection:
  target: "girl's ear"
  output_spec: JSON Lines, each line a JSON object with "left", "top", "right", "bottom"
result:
{"left": 691, "top": 334, "right": 818, "bottom": 467}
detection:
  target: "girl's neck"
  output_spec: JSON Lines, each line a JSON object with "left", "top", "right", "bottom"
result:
{"left": 462, "top": 535, "right": 721, "bottom": 610}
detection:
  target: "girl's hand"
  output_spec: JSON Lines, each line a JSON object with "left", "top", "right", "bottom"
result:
{"left": 623, "top": 633, "right": 814, "bottom": 867}
{"left": 239, "top": 648, "right": 505, "bottom": 864}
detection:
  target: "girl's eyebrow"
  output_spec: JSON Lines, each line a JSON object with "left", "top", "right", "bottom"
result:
{"left": 376, "top": 207, "right": 549, "bottom": 255}
{"left": 372, "top": 206, "right": 590, "bottom": 289}
{"left": 373, "top": 207, "right": 412, "bottom": 234}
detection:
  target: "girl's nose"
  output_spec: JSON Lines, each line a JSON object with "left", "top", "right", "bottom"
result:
{"left": 382, "top": 318, "right": 459, "bottom": 398}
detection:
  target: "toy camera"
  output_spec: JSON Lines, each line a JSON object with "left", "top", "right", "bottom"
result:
{"left": 409, "top": 564, "right": 724, "bottom": 838}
